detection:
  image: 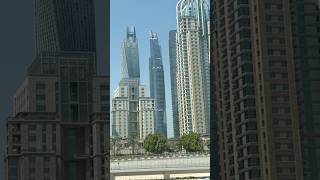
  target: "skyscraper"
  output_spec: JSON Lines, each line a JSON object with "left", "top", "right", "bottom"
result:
{"left": 291, "top": 1, "right": 320, "bottom": 179}
{"left": 176, "top": 0, "right": 210, "bottom": 136}
{"left": 112, "top": 26, "right": 155, "bottom": 141}
{"left": 121, "top": 26, "right": 140, "bottom": 79}
{"left": 5, "top": 0, "right": 109, "bottom": 180}
{"left": 149, "top": 31, "right": 167, "bottom": 137}
{"left": 168, "top": 30, "right": 180, "bottom": 138}
{"left": 35, "top": 0, "right": 96, "bottom": 54}
{"left": 212, "top": 0, "right": 304, "bottom": 179}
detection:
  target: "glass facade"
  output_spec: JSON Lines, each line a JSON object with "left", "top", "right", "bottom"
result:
{"left": 35, "top": 0, "right": 96, "bottom": 54}
{"left": 121, "top": 26, "right": 140, "bottom": 79}
{"left": 149, "top": 31, "right": 167, "bottom": 137}
{"left": 169, "top": 30, "right": 180, "bottom": 138}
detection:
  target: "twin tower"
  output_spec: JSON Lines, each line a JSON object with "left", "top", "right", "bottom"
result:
{"left": 112, "top": 26, "right": 167, "bottom": 140}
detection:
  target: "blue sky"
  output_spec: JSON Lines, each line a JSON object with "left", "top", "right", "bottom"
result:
{"left": 110, "top": 0, "right": 179, "bottom": 137}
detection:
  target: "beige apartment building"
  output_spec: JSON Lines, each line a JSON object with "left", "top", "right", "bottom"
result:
{"left": 176, "top": 0, "right": 210, "bottom": 136}
{"left": 112, "top": 82, "right": 155, "bottom": 140}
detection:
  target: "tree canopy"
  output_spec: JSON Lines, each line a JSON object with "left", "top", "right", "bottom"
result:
{"left": 181, "top": 132, "right": 203, "bottom": 152}
{"left": 143, "top": 133, "right": 168, "bottom": 154}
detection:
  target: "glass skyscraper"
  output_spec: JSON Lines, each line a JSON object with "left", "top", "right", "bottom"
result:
{"left": 176, "top": 0, "right": 210, "bottom": 135}
{"left": 169, "top": 30, "right": 180, "bottom": 138}
{"left": 149, "top": 31, "right": 167, "bottom": 137}
{"left": 121, "top": 26, "right": 140, "bottom": 79}
{"left": 35, "top": 0, "right": 96, "bottom": 55}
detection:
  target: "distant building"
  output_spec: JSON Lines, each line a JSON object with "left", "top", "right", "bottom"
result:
{"left": 112, "top": 26, "right": 155, "bottom": 140}
{"left": 149, "top": 31, "right": 167, "bottom": 137}
{"left": 168, "top": 30, "right": 180, "bottom": 138}
{"left": 176, "top": 0, "right": 210, "bottom": 136}
{"left": 112, "top": 82, "right": 155, "bottom": 140}
{"left": 138, "top": 97, "right": 155, "bottom": 139}
{"left": 121, "top": 26, "right": 140, "bottom": 80}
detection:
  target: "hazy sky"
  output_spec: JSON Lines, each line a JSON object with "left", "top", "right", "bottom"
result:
{"left": 110, "top": 0, "right": 179, "bottom": 137}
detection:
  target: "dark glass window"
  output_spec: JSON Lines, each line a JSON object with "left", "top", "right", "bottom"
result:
{"left": 36, "top": 83, "right": 46, "bottom": 90}
{"left": 36, "top": 104, "right": 46, "bottom": 112}
{"left": 70, "top": 82, "right": 78, "bottom": 101}
{"left": 36, "top": 95, "right": 46, "bottom": 101}
{"left": 70, "top": 104, "right": 79, "bottom": 121}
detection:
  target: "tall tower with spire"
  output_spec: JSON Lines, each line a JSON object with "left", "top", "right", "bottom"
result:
{"left": 149, "top": 31, "right": 167, "bottom": 137}
{"left": 121, "top": 26, "right": 140, "bottom": 80}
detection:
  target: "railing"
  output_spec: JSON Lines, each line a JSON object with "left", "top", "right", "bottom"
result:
{"left": 111, "top": 152, "right": 210, "bottom": 160}
{"left": 111, "top": 154, "right": 210, "bottom": 171}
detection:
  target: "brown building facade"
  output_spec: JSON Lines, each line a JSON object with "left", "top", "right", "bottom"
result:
{"left": 212, "top": 0, "right": 304, "bottom": 179}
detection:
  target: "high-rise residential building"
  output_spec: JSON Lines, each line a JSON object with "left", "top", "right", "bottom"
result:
{"left": 112, "top": 83, "right": 155, "bottom": 140}
{"left": 5, "top": 1, "right": 109, "bottom": 180}
{"left": 149, "top": 31, "right": 167, "bottom": 137}
{"left": 138, "top": 86, "right": 156, "bottom": 140}
{"left": 112, "top": 84, "right": 130, "bottom": 139}
{"left": 176, "top": 0, "right": 210, "bottom": 136}
{"left": 112, "top": 78, "right": 140, "bottom": 139}
{"left": 168, "top": 30, "right": 180, "bottom": 138}
{"left": 212, "top": 0, "right": 305, "bottom": 179}
{"left": 121, "top": 26, "right": 140, "bottom": 80}
{"left": 291, "top": 1, "right": 320, "bottom": 179}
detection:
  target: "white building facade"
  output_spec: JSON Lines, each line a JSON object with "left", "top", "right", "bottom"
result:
{"left": 112, "top": 85, "right": 155, "bottom": 140}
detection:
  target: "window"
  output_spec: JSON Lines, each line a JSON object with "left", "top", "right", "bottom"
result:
{"left": 70, "top": 82, "right": 78, "bottom": 101}
{"left": 70, "top": 104, "right": 79, "bottom": 121}
{"left": 29, "top": 168, "right": 36, "bottom": 173}
{"left": 36, "top": 95, "right": 46, "bottom": 101}
{"left": 266, "top": 15, "right": 271, "bottom": 21}
{"left": 44, "top": 168, "right": 50, "bottom": 173}
{"left": 249, "top": 169, "right": 260, "bottom": 178}
{"left": 265, "top": 3, "right": 271, "bottom": 9}
{"left": 248, "top": 157, "right": 260, "bottom": 166}
{"left": 40, "top": 135, "right": 45, "bottom": 146}
{"left": 29, "top": 157, "right": 36, "bottom": 164}
{"left": 44, "top": 156, "right": 50, "bottom": 162}
{"left": 28, "top": 136, "right": 36, "bottom": 142}
{"left": 247, "top": 134, "right": 258, "bottom": 142}
{"left": 28, "top": 147, "right": 36, "bottom": 152}
{"left": 266, "top": 26, "right": 272, "bottom": 32}
{"left": 36, "top": 83, "right": 46, "bottom": 90}
{"left": 36, "top": 104, "right": 46, "bottom": 112}
{"left": 28, "top": 124, "right": 37, "bottom": 131}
